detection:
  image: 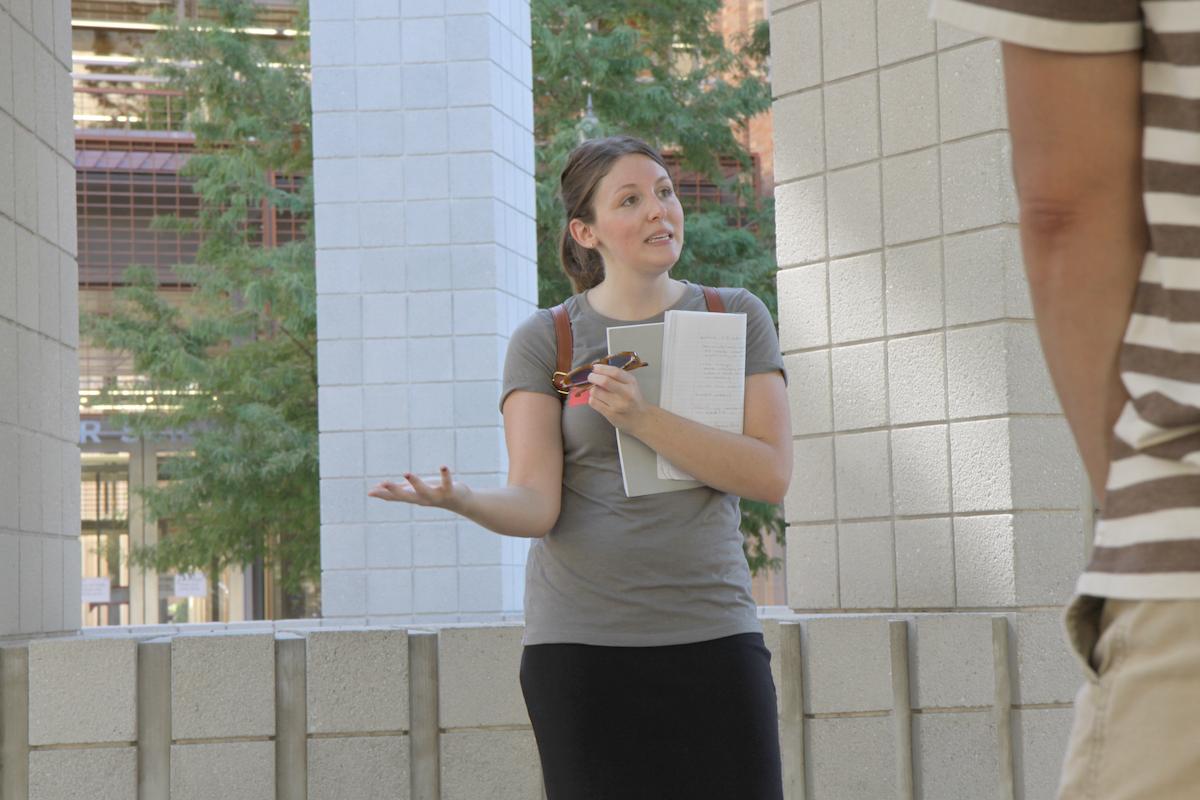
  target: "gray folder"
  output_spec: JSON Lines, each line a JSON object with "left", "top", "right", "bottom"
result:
{"left": 606, "top": 323, "right": 703, "bottom": 497}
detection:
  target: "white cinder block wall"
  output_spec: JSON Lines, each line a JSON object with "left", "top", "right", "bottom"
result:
{"left": 310, "top": 0, "right": 537, "bottom": 623}
{"left": 770, "top": 1, "right": 1089, "bottom": 796}
{"left": 0, "top": 0, "right": 81, "bottom": 639}
{"left": 771, "top": 0, "right": 1089, "bottom": 617}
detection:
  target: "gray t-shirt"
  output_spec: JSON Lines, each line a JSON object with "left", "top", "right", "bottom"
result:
{"left": 500, "top": 281, "right": 788, "bottom": 646}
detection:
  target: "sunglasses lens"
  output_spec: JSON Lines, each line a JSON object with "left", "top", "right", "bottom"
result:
{"left": 607, "top": 354, "right": 635, "bottom": 368}
{"left": 568, "top": 368, "right": 592, "bottom": 385}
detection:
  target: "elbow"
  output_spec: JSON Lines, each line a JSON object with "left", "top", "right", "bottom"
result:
{"left": 760, "top": 468, "right": 792, "bottom": 507}
{"left": 1018, "top": 199, "right": 1089, "bottom": 290}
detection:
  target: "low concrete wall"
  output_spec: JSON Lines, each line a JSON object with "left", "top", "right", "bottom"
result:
{"left": 0, "top": 610, "right": 1077, "bottom": 799}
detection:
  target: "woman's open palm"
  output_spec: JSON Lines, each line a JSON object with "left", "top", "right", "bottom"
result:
{"left": 368, "top": 466, "right": 471, "bottom": 512}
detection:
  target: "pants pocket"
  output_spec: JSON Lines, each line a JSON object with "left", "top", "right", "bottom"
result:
{"left": 1063, "top": 594, "right": 1129, "bottom": 684}
{"left": 1063, "top": 594, "right": 1106, "bottom": 683}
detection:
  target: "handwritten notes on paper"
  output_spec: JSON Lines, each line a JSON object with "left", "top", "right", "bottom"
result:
{"left": 656, "top": 310, "right": 747, "bottom": 481}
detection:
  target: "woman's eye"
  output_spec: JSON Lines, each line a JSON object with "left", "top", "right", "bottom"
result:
{"left": 621, "top": 196, "right": 636, "bottom": 206}
{"left": 659, "top": 187, "right": 674, "bottom": 197}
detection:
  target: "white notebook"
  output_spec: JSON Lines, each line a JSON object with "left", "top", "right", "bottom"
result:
{"left": 656, "top": 310, "right": 747, "bottom": 480}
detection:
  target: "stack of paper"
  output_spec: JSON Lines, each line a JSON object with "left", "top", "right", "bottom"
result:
{"left": 656, "top": 310, "right": 747, "bottom": 480}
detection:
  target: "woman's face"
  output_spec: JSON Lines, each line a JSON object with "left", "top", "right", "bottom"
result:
{"left": 572, "top": 153, "right": 684, "bottom": 278}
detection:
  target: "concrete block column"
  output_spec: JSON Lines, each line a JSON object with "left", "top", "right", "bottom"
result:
{"left": 771, "top": 0, "right": 1089, "bottom": 616}
{"left": 311, "top": 0, "right": 537, "bottom": 622}
{"left": 0, "top": 0, "right": 82, "bottom": 639}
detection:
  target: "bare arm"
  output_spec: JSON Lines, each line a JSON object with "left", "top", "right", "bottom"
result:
{"left": 1001, "top": 43, "right": 1146, "bottom": 507}
{"left": 367, "top": 391, "right": 563, "bottom": 538}
{"left": 589, "top": 367, "right": 793, "bottom": 504}
{"left": 458, "top": 391, "right": 563, "bottom": 537}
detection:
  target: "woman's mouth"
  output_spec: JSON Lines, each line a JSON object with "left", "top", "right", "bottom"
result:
{"left": 645, "top": 233, "right": 673, "bottom": 245}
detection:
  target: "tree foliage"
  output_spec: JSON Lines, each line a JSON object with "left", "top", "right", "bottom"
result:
{"left": 80, "top": 0, "right": 318, "bottom": 609}
{"left": 532, "top": 0, "right": 784, "bottom": 574}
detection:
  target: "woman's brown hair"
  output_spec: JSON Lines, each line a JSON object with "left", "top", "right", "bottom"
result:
{"left": 559, "top": 135, "right": 672, "bottom": 294}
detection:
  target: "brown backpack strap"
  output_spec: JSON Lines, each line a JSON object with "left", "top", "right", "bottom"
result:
{"left": 550, "top": 303, "right": 572, "bottom": 393}
{"left": 550, "top": 288, "right": 720, "bottom": 395}
{"left": 702, "top": 285, "right": 725, "bottom": 313}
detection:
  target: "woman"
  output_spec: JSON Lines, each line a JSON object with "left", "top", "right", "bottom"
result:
{"left": 369, "top": 135, "right": 791, "bottom": 799}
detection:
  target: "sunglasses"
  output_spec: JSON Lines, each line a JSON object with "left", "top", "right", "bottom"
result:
{"left": 553, "top": 351, "right": 648, "bottom": 394}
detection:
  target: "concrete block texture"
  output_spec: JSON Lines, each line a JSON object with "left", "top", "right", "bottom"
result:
{"left": 895, "top": 518, "right": 955, "bottom": 608}
{"left": 1010, "top": 417, "right": 1085, "bottom": 511}
{"left": 888, "top": 332, "right": 946, "bottom": 425}
{"left": 942, "top": 133, "right": 1018, "bottom": 234}
{"left": 882, "top": 148, "right": 941, "bottom": 246}
{"left": 878, "top": 0, "right": 937, "bottom": 66}
{"left": 806, "top": 716, "right": 896, "bottom": 799}
{"left": 1013, "top": 708, "right": 1074, "bottom": 800}
{"left": 787, "top": 524, "right": 839, "bottom": 609}
{"left": 824, "top": 73, "right": 879, "bottom": 169}
{"left": 802, "top": 616, "right": 893, "bottom": 713}
{"left": 307, "top": 735, "right": 409, "bottom": 800}
{"left": 784, "top": 351, "right": 833, "bottom": 435}
{"left": 829, "top": 252, "right": 884, "bottom": 344}
{"left": 827, "top": 163, "right": 882, "bottom": 257}
{"left": 821, "top": 0, "right": 877, "bottom": 81}
{"left": 439, "top": 623, "right": 528, "bottom": 728}
{"left": 440, "top": 729, "right": 542, "bottom": 800}
{"left": 307, "top": 628, "right": 409, "bottom": 733}
{"left": 28, "top": 638, "right": 137, "bottom": 745}
{"left": 775, "top": 177, "right": 826, "bottom": 267}
{"left": 1011, "top": 610, "right": 1080, "bottom": 706}
{"left": 778, "top": 263, "right": 829, "bottom": 352}
{"left": 944, "top": 226, "right": 1031, "bottom": 325}
{"left": 890, "top": 424, "right": 950, "bottom": 516}
{"left": 913, "top": 712, "right": 1002, "bottom": 800}
{"left": 171, "top": 741, "right": 274, "bottom": 800}
{"left": 950, "top": 419, "right": 1013, "bottom": 513}
{"left": 954, "top": 514, "right": 1016, "bottom": 606}
{"left": 785, "top": 436, "right": 835, "bottom": 524}
{"left": 947, "top": 322, "right": 1058, "bottom": 419}
{"left": 838, "top": 521, "right": 896, "bottom": 608}
{"left": 832, "top": 342, "right": 887, "bottom": 430}
{"left": 171, "top": 634, "right": 275, "bottom": 739}
{"left": 911, "top": 615, "right": 994, "bottom": 708}
{"left": 1014, "top": 512, "right": 1086, "bottom": 606}
{"left": 770, "top": 2, "right": 821, "bottom": 97}
{"left": 835, "top": 430, "right": 892, "bottom": 519}
{"left": 885, "top": 239, "right": 943, "bottom": 336}
{"left": 28, "top": 747, "right": 136, "bottom": 800}
{"left": 774, "top": 90, "right": 824, "bottom": 182}
{"left": 939, "top": 39, "right": 1007, "bottom": 141}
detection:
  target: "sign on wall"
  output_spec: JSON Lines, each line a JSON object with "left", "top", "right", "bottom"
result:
{"left": 174, "top": 572, "right": 207, "bottom": 598}
{"left": 81, "top": 576, "right": 112, "bottom": 604}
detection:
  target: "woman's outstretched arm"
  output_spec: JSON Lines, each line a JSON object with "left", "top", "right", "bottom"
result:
{"left": 368, "top": 391, "right": 563, "bottom": 538}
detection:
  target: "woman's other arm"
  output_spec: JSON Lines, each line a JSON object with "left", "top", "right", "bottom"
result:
{"left": 367, "top": 391, "right": 563, "bottom": 538}
{"left": 588, "top": 366, "right": 793, "bottom": 504}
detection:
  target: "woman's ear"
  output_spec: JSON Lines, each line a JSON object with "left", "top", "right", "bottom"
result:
{"left": 568, "top": 218, "right": 598, "bottom": 250}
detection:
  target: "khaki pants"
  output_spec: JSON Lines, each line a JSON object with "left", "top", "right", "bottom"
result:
{"left": 1058, "top": 596, "right": 1200, "bottom": 800}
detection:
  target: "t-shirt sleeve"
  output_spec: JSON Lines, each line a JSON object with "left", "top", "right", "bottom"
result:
{"left": 500, "top": 309, "right": 561, "bottom": 413}
{"left": 929, "top": 0, "right": 1142, "bottom": 54}
{"left": 725, "top": 288, "right": 788, "bottom": 386}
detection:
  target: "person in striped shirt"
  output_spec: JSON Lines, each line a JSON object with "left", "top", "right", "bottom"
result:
{"left": 929, "top": 1, "right": 1200, "bottom": 797}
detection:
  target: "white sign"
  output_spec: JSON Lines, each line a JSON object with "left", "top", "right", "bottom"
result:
{"left": 174, "top": 573, "right": 208, "bottom": 598}
{"left": 81, "top": 577, "right": 111, "bottom": 604}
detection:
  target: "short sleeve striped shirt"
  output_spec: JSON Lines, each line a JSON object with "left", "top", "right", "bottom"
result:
{"left": 930, "top": 0, "right": 1200, "bottom": 599}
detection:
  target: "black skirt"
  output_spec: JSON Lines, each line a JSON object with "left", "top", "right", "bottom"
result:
{"left": 519, "top": 632, "right": 784, "bottom": 800}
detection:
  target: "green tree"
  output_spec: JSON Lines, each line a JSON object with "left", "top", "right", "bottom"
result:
{"left": 80, "top": 0, "right": 317, "bottom": 616}
{"left": 532, "top": 1, "right": 785, "bottom": 574}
